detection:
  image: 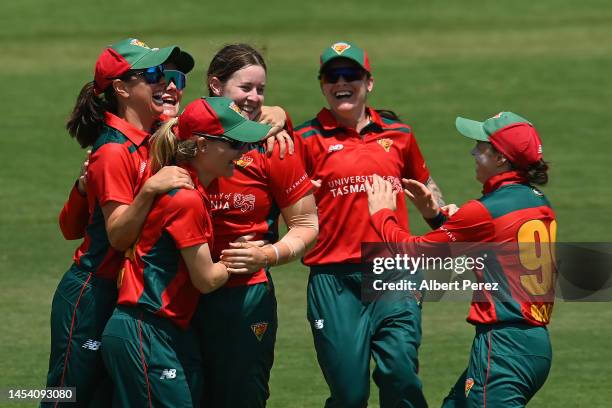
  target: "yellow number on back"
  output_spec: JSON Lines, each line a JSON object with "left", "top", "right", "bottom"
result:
{"left": 518, "top": 219, "right": 557, "bottom": 296}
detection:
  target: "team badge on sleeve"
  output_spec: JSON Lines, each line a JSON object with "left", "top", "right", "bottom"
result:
{"left": 235, "top": 154, "right": 254, "bottom": 168}
{"left": 377, "top": 138, "right": 393, "bottom": 152}
{"left": 331, "top": 42, "right": 351, "bottom": 55}
{"left": 251, "top": 322, "right": 269, "bottom": 341}
{"left": 465, "top": 377, "right": 475, "bottom": 397}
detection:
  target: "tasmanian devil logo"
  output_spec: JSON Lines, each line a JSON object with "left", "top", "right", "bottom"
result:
{"left": 251, "top": 322, "right": 268, "bottom": 341}
{"left": 331, "top": 42, "right": 351, "bottom": 55}
{"left": 229, "top": 101, "right": 243, "bottom": 115}
{"left": 377, "top": 138, "right": 393, "bottom": 152}
{"left": 465, "top": 377, "right": 475, "bottom": 397}
{"left": 130, "top": 39, "right": 150, "bottom": 49}
{"left": 234, "top": 194, "right": 255, "bottom": 212}
{"left": 235, "top": 154, "right": 254, "bottom": 168}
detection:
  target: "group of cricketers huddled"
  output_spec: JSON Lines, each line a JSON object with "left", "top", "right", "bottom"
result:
{"left": 43, "top": 38, "right": 557, "bottom": 408}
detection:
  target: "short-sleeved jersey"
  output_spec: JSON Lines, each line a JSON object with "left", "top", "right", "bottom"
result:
{"left": 72, "top": 112, "right": 151, "bottom": 280}
{"left": 371, "top": 171, "right": 557, "bottom": 326}
{"left": 117, "top": 172, "right": 212, "bottom": 329}
{"left": 294, "top": 107, "right": 430, "bottom": 265}
{"left": 207, "top": 141, "right": 312, "bottom": 287}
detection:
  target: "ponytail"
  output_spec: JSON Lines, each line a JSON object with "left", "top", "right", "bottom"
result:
{"left": 66, "top": 81, "right": 118, "bottom": 148}
{"left": 150, "top": 118, "right": 199, "bottom": 173}
{"left": 525, "top": 159, "right": 550, "bottom": 186}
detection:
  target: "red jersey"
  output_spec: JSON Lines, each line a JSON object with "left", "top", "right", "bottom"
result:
{"left": 117, "top": 170, "right": 212, "bottom": 329}
{"left": 71, "top": 113, "right": 150, "bottom": 279}
{"left": 59, "top": 182, "right": 89, "bottom": 240}
{"left": 371, "top": 171, "right": 557, "bottom": 326}
{"left": 294, "top": 107, "right": 430, "bottom": 265}
{"left": 206, "top": 142, "right": 312, "bottom": 287}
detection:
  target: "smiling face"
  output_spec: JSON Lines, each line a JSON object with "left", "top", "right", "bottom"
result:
{"left": 471, "top": 141, "right": 510, "bottom": 183}
{"left": 210, "top": 65, "right": 266, "bottom": 120}
{"left": 320, "top": 58, "right": 373, "bottom": 119}
{"left": 161, "top": 62, "right": 184, "bottom": 118}
{"left": 115, "top": 72, "right": 167, "bottom": 120}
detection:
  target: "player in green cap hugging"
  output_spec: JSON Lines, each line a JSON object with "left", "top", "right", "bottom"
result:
{"left": 43, "top": 38, "right": 195, "bottom": 407}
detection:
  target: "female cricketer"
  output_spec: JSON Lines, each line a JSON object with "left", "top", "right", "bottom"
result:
{"left": 58, "top": 59, "right": 193, "bottom": 241}
{"left": 43, "top": 38, "right": 194, "bottom": 407}
{"left": 293, "top": 41, "right": 445, "bottom": 408}
{"left": 190, "top": 43, "right": 318, "bottom": 407}
{"left": 366, "top": 112, "right": 555, "bottom": 407}
{"left": 100, "top": 96, "right": 274, "bottom": 407}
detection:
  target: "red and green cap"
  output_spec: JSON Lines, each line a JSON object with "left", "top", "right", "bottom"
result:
{"left": 93, "top": 38, "right": 194, "bottom": 95}
{"left": 319, "top": 41, "right": 371, "bottom": 73}
{"left": 456, "top": 111, "right": 543, "bottom": 169}
{"left": 177, "top": 97, "right": 272, "bottom": 142}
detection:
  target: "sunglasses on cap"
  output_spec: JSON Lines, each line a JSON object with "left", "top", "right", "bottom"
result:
{"left": 193, "top": 132, "right": 254, "bottom": 151}
{"left": 319, "top": 67, "right": 367, "bottom": 84}
{"left": 164, "top": 69, "right": 186, "bottom": 90}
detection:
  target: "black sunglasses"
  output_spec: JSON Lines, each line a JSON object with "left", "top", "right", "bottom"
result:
{"left": 194, "top": 132, "right": 254, "bottom": 151}
{"left": 319, "top": 67, "right": 367, "bottom": 84}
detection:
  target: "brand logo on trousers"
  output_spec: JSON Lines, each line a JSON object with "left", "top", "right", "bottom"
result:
{"left": 160, "top": 369, "right": 177, "bottom": 380}
{"left": 314, "top": 319, "right": 325, "bottom": 330}
{"left": 82, "top": 339, "right": 101, "bottom": 351}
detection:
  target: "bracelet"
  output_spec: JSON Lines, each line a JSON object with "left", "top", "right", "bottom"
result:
{"left": 271, "top": 245, "right": 280, "bottom": 266}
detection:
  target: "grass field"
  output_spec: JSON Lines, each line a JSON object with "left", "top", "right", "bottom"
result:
{"left": 1, "top": 0, "right": 611, "bottom": 406}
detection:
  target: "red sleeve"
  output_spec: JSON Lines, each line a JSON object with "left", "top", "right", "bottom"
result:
{"left": 371, "top": 200, "right": 495, "bottom": 255}
{"left": 164, "top": 191, "right": 211, "bottom": 249}
{"left": 267, "top": 144, "right": 312, "bottom": 209}
{"left": 402, "top": 132, "right": 430, "bottom": 183}
{"left": 293, "top": 130, "right": 314, "bottom": 177}
{"left": 58, "top": 182, "right": 90, "bottom": 240}
{"left": 87, "top": 143, "right": 137, "bottom": 207}
{"left": 284, "top": 109, "right": 294, "bottom": 133}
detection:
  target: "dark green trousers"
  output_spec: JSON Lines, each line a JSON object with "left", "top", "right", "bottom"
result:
{"left": 307, "top": 265, "right": 427, "bottom": 408}
{"left": 442, "top": 323, "right": 552, "bottom": 408}
{"left": 101, "top": 306, "right": 202, "bottom": 408}
{"left": 192, "top": 279, "right": 278, "bottom": 408}
{"left": 43, "top": 264, "right": 116, "bottom": 408}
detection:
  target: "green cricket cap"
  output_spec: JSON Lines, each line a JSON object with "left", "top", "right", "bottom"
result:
{"left": 319, "top": 41, "right": 371, "bottom": 73}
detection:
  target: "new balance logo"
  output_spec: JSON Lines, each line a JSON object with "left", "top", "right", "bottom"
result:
{"left": 314, "top": 319, "right": 325, "bottom": 330}
{"left": 82, "top": 339, "right": 101, "bottom": 351}
{"left": 160, "top": 369, "right": 177, "bottom": 380}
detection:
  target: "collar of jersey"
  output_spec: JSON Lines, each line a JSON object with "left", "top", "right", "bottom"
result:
{"left": 482, "top": 170, "right": 528, "bottom": 195}
{"left": 316, "top": 107, "right": 383, "bottom": 131}
{"left": 182, "top": 164, "right": 209, "bottom": 200}
{"left": 104, "top": 112, "right": 149, "bottom": 146}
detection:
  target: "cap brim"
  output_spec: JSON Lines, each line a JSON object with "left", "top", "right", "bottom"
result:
{"left": 224, "top": 121, "right": 273, "bottom": 143}
{"left": 455, "top": 117, "right": 490, "bottom": 141}
{"left": 131, "top": 46, "right": 176, "bottom": 70}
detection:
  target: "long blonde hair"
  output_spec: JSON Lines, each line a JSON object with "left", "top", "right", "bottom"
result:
{"left": 149, "top": 118, "right": 199, "bottom": 173}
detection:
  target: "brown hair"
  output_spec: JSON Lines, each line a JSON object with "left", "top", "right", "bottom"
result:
{"left": 149, "top": 118, "right": 199, "bottom": 173}
{"left": 207, "top": 44, "right": 267, "bottom": 96}
{"left": 525, "top": 159, "right": 550, "bottom": 186}
{"left": 66, "top": 81, "right": 119, "bottom": 148}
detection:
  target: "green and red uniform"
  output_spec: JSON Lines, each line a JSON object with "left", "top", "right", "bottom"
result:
{"left": 101, "top": 169, "right": 210, "bottom": 407}
{"left": 371, "top": 171, "right": 556, "bottom": 407}
{"left": 294, "top": 107, "right": 430, "bottom": 408}
{"left": 44, "top": 113, "right": 150, "bottom": 407}
{"left": 192, "top": 129, "right": 312, "bottom": 407}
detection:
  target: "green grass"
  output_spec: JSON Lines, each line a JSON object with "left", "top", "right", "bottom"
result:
{"left": 1, "top": 0, "right": 611, "bottom": 406}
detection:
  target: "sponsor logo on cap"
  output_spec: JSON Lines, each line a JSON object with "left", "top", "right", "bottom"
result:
{"left": 331, "top": 42, "right": 351, "bottom": 55}
{"left": 229, "top": 101, "right": 243, "bottom": 115}
{"left": 537, "top": 144, "right": 543, "bottom": 154}
{"left": 251, "top": 322, "right": 269, "bottom": 341}
{"left": 465, "top": 377, "right": 475, "bottom": 397}
{"left": 377, "top": 138, "right": 393, "bottom": 152}
{"left": 328, "top": 144, "right": 344, "bottom": 152}
{"left": 130, "top": 39, "right": 150, "bottom": 49}
{"left": 235, "top": 154, "right": 253, "bottom": 168}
